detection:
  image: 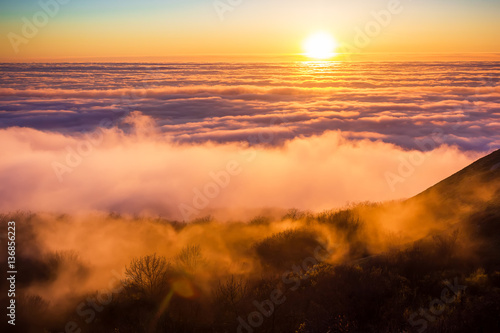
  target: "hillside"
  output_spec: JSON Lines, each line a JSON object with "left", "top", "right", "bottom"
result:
{"left": 1, "top": 150, "right": 500, "bottom": 333}
{"left": 372, "top": 149, "right": 500, "bottom": 239}
{"left": 410, "top": 149, "right": 500, "bottom": 209}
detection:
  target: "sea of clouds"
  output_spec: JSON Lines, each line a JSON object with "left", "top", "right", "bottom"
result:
{"left": 0, "top": 62, "right": 498, "bottom": 219}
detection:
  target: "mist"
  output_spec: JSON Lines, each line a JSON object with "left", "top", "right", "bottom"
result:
{"left": 0, "top": 112, "right": 481, "bottom": 222}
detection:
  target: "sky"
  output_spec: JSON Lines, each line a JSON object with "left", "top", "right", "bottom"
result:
{"left": 0, "top": 0, "right": 500, "bottom": 61}
{"left": 0, "top": 1, "right": 499, "bottom": 219}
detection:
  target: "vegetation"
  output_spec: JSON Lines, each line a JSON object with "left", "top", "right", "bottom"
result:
{"left": 1, "top": 150, "right": 499, "bottom": 332}
{"left": 1, "top": 203, "right": 500, "bottom": 333}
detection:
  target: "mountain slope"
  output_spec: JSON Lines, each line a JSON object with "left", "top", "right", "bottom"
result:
{"left": 401, "top": 149, "right": 500, "bottom": 225}
{"left": 412, "top": 149, "right": 500, "bottom": 206}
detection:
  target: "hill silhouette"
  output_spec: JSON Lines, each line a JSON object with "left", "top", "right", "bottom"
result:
{"left": 369, "top": 149, "right": 500, "bottom": 240}
{"left": 411, "top": 149, "right": 500, "bottom": 208}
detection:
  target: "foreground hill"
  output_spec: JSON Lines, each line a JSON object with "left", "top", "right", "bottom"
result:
{"left": 367, "top": 149, "right": 500, "bottom": 240}
{"left": 411, "top": 148, "right": 500, "bottom": 208}
{"left": 1, "top": 150, "right": 500, "bottom": 333}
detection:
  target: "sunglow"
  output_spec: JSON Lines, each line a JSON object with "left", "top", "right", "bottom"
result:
{"left": 303, "top": 32, "right": 338, "bottom": 59}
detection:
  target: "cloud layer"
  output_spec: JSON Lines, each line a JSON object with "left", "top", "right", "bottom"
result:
{"left": 0, "top": 62, "right": 498, "bottom": 218}
{"left": 0, "top": 62, "right": 499, "bottom": 151}
{"left": 0, "top": 119, "right": 481, "bottom": 220}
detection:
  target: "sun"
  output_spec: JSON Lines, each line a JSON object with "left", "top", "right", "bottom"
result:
{"left": 303, "top": 32, "right": 338, "bottom": 60}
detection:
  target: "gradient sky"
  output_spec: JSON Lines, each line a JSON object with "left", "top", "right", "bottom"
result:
{"left": 0, "top": 0, "right": 500, "bottom": 60}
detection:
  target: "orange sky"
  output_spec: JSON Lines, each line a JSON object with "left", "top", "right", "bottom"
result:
{"left": 1, "top": 0, "right": 499, "bottom": 61}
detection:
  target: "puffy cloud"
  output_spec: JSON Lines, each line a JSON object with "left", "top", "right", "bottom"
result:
{"left": 0, "top": 118, "right": 482, "bottom": 220}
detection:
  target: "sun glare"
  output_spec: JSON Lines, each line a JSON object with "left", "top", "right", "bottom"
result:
{"left": 303, "top": 32, "right": 338, "bottom": 60}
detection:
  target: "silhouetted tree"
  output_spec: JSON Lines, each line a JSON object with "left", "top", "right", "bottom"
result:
{"left": 175, "top": 245, "right": 204, "bottom": 272}
{"left": 124, "top": 253, "right": 171, "bottom": 300}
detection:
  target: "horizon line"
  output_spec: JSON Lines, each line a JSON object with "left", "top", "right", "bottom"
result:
{"left": 2, "top": 52, "right": 500, "bottom": 63}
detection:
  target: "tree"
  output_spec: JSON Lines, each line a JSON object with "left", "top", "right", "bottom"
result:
{"left": 175, "top": 245, "right": 204, "bottom": 272}
{"left": 124, "top": 254, "right": 171, "bottom": 300}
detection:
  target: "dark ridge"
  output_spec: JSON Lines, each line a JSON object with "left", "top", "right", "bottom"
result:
{"left": 408, "top": 149, "right": 500, "bottom": 210}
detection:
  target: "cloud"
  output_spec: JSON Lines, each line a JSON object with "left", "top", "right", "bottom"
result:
{"left": 0, "top": 62, "right": 499, "bottom": 151}
{"left": 0, "top": 62, "right": 498, "bottom": 218}
{"left": 0, "top": 116, "right": 483, "bottom": 220}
